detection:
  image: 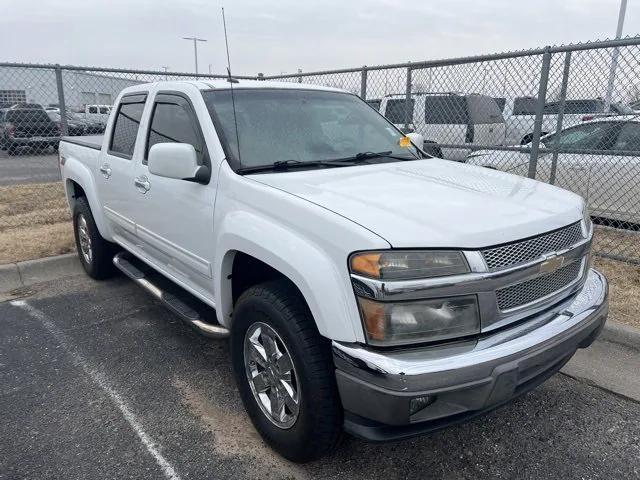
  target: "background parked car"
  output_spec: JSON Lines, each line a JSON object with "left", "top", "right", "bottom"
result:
{"left": 46, "top": 111, "right": 106, "bottom": 136}
{"left": 0, "top": 104, "right": 60, "bottom": 154}
{"left": 497, "top": 96, "right": 634, "bottom": 145}
{"left": 379, "top": 92, "right": 505, "bottom": 160}
{"left": 47, "top": 111, "right": 85, "bottom": 136}
{"left": 465, "top": 116, "right": 640, "bottom": 226}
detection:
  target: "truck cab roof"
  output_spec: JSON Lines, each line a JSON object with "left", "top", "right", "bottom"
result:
{"left": 119, "top": 79, "right": 349, "bottom": 96}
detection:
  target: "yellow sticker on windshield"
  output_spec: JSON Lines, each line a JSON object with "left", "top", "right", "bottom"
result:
{"left": 399, "top": 136, "right": 411, "bottom": 148}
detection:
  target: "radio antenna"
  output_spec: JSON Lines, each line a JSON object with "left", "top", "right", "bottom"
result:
{"left": 222, "top": 7, "right": 242, "bottom": 167}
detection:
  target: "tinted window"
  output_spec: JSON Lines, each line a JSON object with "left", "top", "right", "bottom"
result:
{"left": 544, "top": 123, "right": 612, "bottom": 150}
{"left": 6, "top": 109, "right": 51, "bottom": 123}
{"left": 613, "top": 123, "right": 640, "bottom": 151}
{"left": 493, "top": 97, "right": 506, "bottom": 112}
{"left": 467, "top": 96, "right": 504, "bottom": 124}
{"left": 512, "top": 97, "right": 537, "bottom": 115}
{"left": 100, "top": 107, "right": 110, "bottom": 114}
{"left": 88, "top": 106, "right": 98, "bottom": 114}
{"left": 424, "top": 96, "right": 468, "bottom": 124}
{"left": 366, "top": 99, "right": 381, "bottom": 111}
{"left": 145, "top": 99, "right": 203, "bottom": 164}
{"left": 109, "top": 101, "right": 145, "bottom": 157}
{"left": 545, "top": 100, "right": 604, "bottom": 115}
{"left": 384, "top": 98, "right": 414, "bottom": 124}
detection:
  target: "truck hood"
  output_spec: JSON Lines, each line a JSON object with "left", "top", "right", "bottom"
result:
{"left": 249, "top": 159, "right": 584, "bottom": 248}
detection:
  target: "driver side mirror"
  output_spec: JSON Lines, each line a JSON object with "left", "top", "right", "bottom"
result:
{"left": 148, "top": 143, "right": 210, "bottom": 184}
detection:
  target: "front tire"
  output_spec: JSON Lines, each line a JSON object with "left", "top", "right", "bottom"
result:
{"left": 73, "top": 196, "right": 116, "bottom": 279}
{"left": 231, "top": 280, "right": 343, "bottom": 462}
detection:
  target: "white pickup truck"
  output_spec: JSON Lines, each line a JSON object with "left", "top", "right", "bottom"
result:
{"left": 59, "top": 80, "right": 609, "bottom": 462}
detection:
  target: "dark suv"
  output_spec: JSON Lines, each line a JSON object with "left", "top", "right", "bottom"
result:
{"left": 0, "top": 104, "right": 60, "bottom": 154}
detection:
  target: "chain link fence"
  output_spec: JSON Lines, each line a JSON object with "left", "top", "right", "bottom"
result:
{"left": 1, "top": 37, "right": 640, "bottom": 264}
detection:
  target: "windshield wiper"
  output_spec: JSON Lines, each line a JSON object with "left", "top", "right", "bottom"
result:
{"left": 331, "top": 150, "right": 420, "bottom": 163}
{"left": 236, "top": 159, "right": 354, "bottom": 174}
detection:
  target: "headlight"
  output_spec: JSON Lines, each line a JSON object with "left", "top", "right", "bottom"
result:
{"left": 357, "top": 295, "right": 480, "bottom": 346}
{"left": 350, "top": 250, "right": 469, "bottom": 280}
{"left": 582, "top": 202, "right": 593, "bottom": 236}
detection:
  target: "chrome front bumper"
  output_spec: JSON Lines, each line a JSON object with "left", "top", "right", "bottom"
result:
{"left": 333, "top": 268, "right": 608, "bottom": 441}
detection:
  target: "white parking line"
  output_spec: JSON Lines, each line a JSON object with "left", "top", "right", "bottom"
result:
{"left": 10, "top": 299, "right": 182, "bottom": 480}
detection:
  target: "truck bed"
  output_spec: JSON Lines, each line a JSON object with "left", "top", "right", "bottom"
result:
{"left": 61, "top": 135, "right": 103, "bottom": 151}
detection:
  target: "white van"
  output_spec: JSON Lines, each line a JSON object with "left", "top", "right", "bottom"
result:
{"left": 379, "top": 93, "right": 505, "bottom": 160}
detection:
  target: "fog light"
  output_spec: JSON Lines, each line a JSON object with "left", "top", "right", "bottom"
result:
{"left": 409, "top": 395, "right": 436, "bottom": 415}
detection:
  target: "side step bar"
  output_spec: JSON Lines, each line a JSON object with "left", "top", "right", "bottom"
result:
{"left": 113, "top": 252, "right": 229, "bottom": 339}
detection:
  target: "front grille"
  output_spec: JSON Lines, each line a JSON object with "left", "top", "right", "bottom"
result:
{"left": 481, "top": 222, "right": 584, "bottom": 271}
{"left": 495, "top": 260, "right": 582, "bottom": 311}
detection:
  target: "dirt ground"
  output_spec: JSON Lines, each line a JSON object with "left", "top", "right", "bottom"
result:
{"left": 0, "top": 182, "right": 638, "bottom": 328}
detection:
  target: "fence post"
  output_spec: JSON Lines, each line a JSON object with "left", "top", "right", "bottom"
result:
{"left": 527, "top": 48, "right": 552, "bottom": 179}
{"left": 404, "top": 63, "right": 412, "bottom": 132}
{"left": 54, "top": 64, "right": 68, "bottom": 137}
{"left": 298, "top": 68, "right": 302, "bottom": 83}
{"left": 360, "top": 66, "right": 368, "bottom": 99}
{"left": 549, "top": 51, "right": 572, "bottom": 185}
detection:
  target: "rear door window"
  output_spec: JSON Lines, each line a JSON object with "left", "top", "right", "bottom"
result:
{"left": 512, "top": 97, "right": 537, "bottom": 115}
{"left": 366, "top": 99, "right": 381, "bottom": 111}
{"left": 109, "top": 95, "right": 146, "bottom": 158}
{"left": 384, "top": 98, "right": 414, "bottom": 124}
{"left": 545, "top": 100, "right": 604, "bottom": 115}
{"left": 612, "top": 123, "right": 640, "bottom": 151}
{"left": 544, "top": 122, "right": 613, "bottom": 151}
{"left": 467, "top": 96, "right": 505, "bottom": 124}
{"left": 424, "top": 96, "right": 468, "bottom": 124}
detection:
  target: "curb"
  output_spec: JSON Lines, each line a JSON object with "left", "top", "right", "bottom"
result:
{"left": 599, "top": 320, "right": 640, "bottom": 351}
{"left": 0, "top": 253, "right": 83, "bottom": 293}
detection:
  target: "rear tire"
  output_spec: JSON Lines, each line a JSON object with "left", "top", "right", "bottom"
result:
{"left": 73, "top": 196, "right": 117, "bottom": 279}
{"left": 230, "top": 279, "right": 343, "bottom": 462}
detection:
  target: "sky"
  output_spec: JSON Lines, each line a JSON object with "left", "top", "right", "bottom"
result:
{"left": 1, "top": 0, "right": 639, "bottom": 76}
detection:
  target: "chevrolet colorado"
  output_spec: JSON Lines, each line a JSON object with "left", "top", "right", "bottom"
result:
{"left": 59, "top": 80, "right": 608, "bottom": 462}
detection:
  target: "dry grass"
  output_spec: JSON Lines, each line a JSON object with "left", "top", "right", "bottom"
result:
{"left": 594, "top": 256, "right": 640, "bottom": 328}
{"left": 0, "top": 182, "right": 75, "bottom": 264}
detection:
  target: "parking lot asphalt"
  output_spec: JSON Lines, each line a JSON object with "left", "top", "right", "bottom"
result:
{"left": 1, "top": 274, "right": 639, "bottom": 480}
{"left": 0, "top": 150, "right": 60, "bottom": 186}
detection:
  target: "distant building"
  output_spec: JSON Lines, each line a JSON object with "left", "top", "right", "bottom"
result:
{"left": 0, "top": 66, "right": 143, "bottom": 110}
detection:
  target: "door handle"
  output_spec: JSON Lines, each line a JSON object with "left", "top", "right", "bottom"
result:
{"left": 134, "top": 175, "right": 151, "bottom": 193}
{"left": 99, "top": 163, "right": 112, "bottom": 178}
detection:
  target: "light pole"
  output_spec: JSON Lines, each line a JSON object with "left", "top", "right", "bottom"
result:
{"left": 182, "top": 36, "right": 207, "bottom": 74}
{"left": 604, "top": 0, "right": 628, "bottom": 110}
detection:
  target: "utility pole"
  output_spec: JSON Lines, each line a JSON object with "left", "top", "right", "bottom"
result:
{"left": 604, "top": 0, "right": 627, "bottom": 111}
{"left": 182, "top": 36, "right": 207, "bottom": 74}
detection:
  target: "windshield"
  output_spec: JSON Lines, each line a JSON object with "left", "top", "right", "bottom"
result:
{"left": 203, "top": 89, "right": 420, "bottom": 170}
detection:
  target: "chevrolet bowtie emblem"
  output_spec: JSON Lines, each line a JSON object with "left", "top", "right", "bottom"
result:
{"left": 539, "top": 255, "right": 565, "bottom": 274}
